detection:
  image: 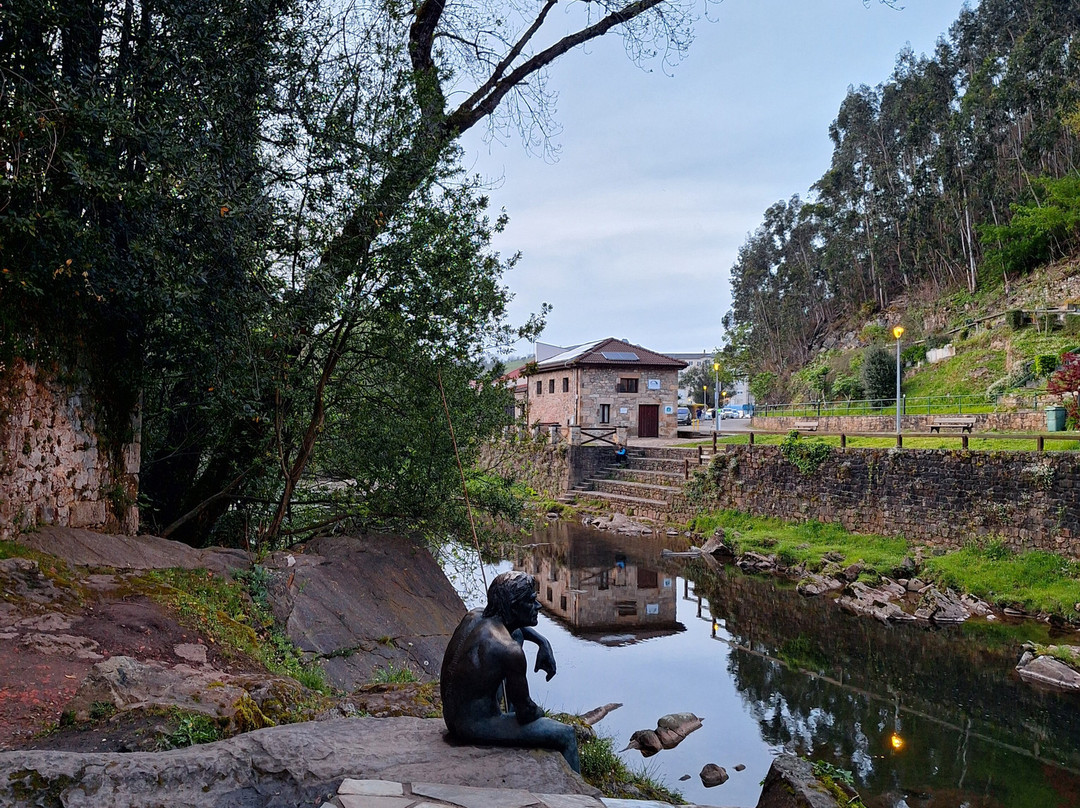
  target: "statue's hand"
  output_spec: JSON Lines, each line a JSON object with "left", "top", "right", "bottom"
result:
{"left": 534, "top": 644, "right": 557, "bottom": 681}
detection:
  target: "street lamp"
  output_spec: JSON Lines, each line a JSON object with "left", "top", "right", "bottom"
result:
{"left": 892, "top": 325, "right": 905, "bottom": 434}
{"left": 702, "top": 385, "right": 707, "bottom": 423}
{"left": 713, "top": 362, "right": 720, "bottom": 433}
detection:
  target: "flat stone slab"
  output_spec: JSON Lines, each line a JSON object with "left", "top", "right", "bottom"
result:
{"left": 0, "top": 717, "right": 597, "bottom": 808}
{"left": 322, "top": 779, "right": 734, "bottom": 808}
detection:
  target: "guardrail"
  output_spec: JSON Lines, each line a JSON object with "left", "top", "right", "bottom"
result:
{"left": 699, "top": 429, "right": 1079, "bottom": 452}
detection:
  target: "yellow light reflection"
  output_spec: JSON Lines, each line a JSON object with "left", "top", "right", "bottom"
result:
{"left": 890, "top": 733, "right": 905, "bottom": 751}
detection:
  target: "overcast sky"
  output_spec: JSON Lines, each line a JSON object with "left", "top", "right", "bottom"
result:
{"left": 462, "top": 0, "right": 972, "bottom": 358}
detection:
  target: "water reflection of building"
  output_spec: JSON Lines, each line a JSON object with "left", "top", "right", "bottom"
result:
{"left": 514, "top": 527, "right": 683, "bottom": 643}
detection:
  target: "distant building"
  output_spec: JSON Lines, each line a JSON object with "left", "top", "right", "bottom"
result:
{"left": 526, "top": 338, "right": 687, "bottom": 438}
{"left": 667, "top": 351, "right": 754, "bottom": 411}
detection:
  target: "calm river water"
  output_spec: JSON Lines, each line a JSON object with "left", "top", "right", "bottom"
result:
{"left": 442, "top": 520, "right": 1080, "bottom": 808}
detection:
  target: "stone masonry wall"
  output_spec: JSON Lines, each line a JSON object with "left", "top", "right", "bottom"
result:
{"left": 696, "top": 445, "right": 1080, "bottom": 555}
{"left": 480, "top": 438, "right": 614, "bottom": 501}
{"left": 0, "top": 359, "right": 140, "bottom": 537}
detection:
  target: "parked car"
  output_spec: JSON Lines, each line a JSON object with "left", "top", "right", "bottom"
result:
{"left": 677, "top": 406, "right": 691, "bottom": 425}
{"left": 720, "top": 407, "right": 743, "bottom": 419}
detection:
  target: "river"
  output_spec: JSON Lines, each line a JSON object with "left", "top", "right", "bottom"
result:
{"left": 442, "top": 520, "right": 1080, "bottom": 808}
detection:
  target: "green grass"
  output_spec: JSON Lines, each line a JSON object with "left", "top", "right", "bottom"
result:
{"left": 689, "top": 511, "right": 1080, "bottom": 618}
{"left": 922, "top": 540, "right": 1080, "bottom": 615}
{"left": 690, "top": 511, "right": 909, "bottom": 576}
{"left": 579, "top": 734, "right": 685, "bottom": 803}
{"left": 370, "top": 662, "right": 420, "bottom": 684}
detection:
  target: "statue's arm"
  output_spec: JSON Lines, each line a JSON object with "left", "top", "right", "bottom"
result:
{"left": 517, "top": 625, "right": 556, "bottom": 681}
{"left": 502, "top": 644, "right": 542, "bottom": 724}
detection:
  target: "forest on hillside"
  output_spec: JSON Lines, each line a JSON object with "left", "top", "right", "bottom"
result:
{"left": 725, "top": 0, "right": 1080, "bottom": 395}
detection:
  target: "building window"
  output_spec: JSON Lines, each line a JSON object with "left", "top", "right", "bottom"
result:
{"left": 562, "top": 377, "right": 569, "bottom": 393}
{"left": 617, "top": 377, "right": 639, "bottom": 393}
{"left": 536, "top": 380, "right": 542, "bottom": 395}
{"left": 599, "top": 404, "right": 610, "bottom": 424}
{"left": 549, "top": 378, "right": 555, "bottom": 393}
{"left": 616, "top": 600, "right": 637, "bottom": 617}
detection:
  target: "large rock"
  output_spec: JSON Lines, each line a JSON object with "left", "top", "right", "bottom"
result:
{"left": 1016, "top": 653, "right": 1080, "bottom": 692}
{"left": 837, "top": 581, "right": 914, "bottom": 624}
{"left": 64, "top": 656, "right": 311, "bottom": 731}
{"left": 913, "top": 587, "right": 972, "bottom": 624}
{"left": 756, "top": 755, "right": 840, "bottom": 808}
{"left": 264, "top": 535, "right": 466, "bottom": 691}
{"left": 0, "top": 717, "right": 596, "bottom": 808}
{"left": 18, "top": 527, "right": 250, "bottom": 575}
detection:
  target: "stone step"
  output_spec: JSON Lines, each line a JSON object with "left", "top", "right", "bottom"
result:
{"left": 592, "top": 478, "right": 683, "bottom": 497}
{"left": 608, "top": 468, "right": 686, "bottom": 485}
{"left": 577, "top": 489, "right": 672, "bottom": 508}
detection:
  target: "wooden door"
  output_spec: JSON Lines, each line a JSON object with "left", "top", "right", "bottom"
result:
{"left": 638, "top": 404, "right": 659, "bottom": 438}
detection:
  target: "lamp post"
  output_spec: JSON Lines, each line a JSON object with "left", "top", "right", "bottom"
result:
{"left": 892, "top": 325, "right": 905, "bottom": 434}
{"left": 713, "top": 362, "right": 720, "bottom": 433}
{"left": 702, "top": 385, "right": 707, "bottom": 423}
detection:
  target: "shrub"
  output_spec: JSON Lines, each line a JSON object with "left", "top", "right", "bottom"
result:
{"left": 860, "top": 323, "right": 888, "bottom": 344}
{"left": 924, "top": 332, "right": 949, "bottom": 350}
{"left": 1065, "top": 314, "right": 1080, "bottom": 335}
{"left": 1034, "top": 354, "right": 1060, "bottom": 377}
{"left": 1006, "top": 309, "right": 1027, "bottom": 330}
{"left": 833, "top": 374, "right": 863, "bottom": 401}
{"left": 861, "top": 345, "right": 897, "bottom": 405}
{"left": 901, "top": 344, "right": 927, "bottom": 366}
{"left": 780, "top": 432, "right": 832, "bottom": 475}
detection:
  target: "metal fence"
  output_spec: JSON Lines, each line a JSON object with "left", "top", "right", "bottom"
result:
{"left": 755, "top": 393, "right": 1048, "bottom": 418}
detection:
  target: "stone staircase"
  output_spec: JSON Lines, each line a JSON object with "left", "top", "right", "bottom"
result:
{"left": 561, "top": 445, "right": 713, "bottom": 520}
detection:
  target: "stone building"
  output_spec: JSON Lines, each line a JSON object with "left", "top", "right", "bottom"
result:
{"left": 525, "top": 338, "right": 686, "bottom": 438}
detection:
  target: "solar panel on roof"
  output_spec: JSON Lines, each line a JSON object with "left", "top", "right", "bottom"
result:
{"left": 600, "top": 351, "right": 639, "bottom": 361}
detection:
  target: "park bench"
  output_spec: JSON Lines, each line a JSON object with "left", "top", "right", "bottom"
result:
{"left": 929, "top": 416, "right": 976, "bottom": 433}
{"left": 792, "top": 420, "right": 819, "bottom": 432}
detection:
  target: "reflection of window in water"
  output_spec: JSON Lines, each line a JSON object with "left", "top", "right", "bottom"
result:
{"left": 547, "top": 586, "right": 553, "bottom": 601}
{"left": 616, "top": 600, "right": 637, "bottom": 616}
{"left": 560, "top": 594, "right": 567, "bottom": 610}
{"left": 598, "top": 569, "right": 609, "bottom": 590}
{"left": 548, "top": 565, "right": 558, "bottom": 582}
{"left": 638, "top": 568, "right": 658, "bottom": 589}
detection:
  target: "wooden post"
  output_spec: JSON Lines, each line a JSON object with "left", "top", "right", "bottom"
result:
{"left": 684, "top": 458, "right": 689, "bottom": 480}
{"left": 962, "top": 434, "right": 968, "bottom": 449}
{"left": 840, "top": 433, "right": 847, "bottom": 449}
{"left": 749, "top": 431, "right": 755, "bottom": 446}
{"left": 712, "top": 433, "right": 717, "bottom": 452}
{"left": 1038, "top": 435, "right": 1045, "bottom": 452}
{"left": 896, "top": 434, "right": 902, "bottom": 448}
{"left": 697, "top": 445, "right": 703, "bottom": 465}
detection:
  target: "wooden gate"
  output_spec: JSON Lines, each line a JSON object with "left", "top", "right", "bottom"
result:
{"left": 638, "top": 404, "right": 659, "bottom": 438}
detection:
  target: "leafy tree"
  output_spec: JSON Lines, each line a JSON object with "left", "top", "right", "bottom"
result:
{"left": 749, "top": 372, "right": 778, "bottom": 404}
{"left": 1046, "top": 352, "right": 1080, "bottom": 428}
{"left": 861, "top": 345, "right": 898, "bottom": 406}
{"left": 725, "top": 0, "right": 1080, "bottom": 383}
{"left": 833, "top": 374, "right": 863, "bottom": 401}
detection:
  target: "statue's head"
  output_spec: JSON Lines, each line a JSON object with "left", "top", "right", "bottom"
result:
{"left": 483, "top": 570, "right": 539, "bottom": 625}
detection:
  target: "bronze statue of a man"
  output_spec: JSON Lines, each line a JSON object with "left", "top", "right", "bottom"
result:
{"left": 440, "top": 570, "right": 580, "bottom": 772}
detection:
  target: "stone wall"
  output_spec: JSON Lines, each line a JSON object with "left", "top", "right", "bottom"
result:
{"left": 480, "top": 438, "right": 614, "bottom": 500}
{"left": 695, "top": 444, "right": 1080, "bottom": 555}
{"left": 0, "top": 359, "right": 139, "bottom": 537}
{"left": 754, "top": 411, "right": 1047, "bottom": 433}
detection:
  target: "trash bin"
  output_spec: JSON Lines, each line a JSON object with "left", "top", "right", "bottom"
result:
{"left": 1046, "top": 406, "right": 1067, "bottom": 432}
